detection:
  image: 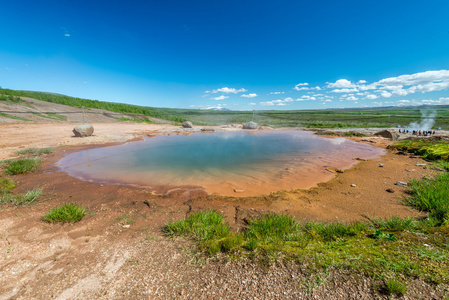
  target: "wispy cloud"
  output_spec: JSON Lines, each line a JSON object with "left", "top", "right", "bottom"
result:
{"left": 241, "top": 93, "right": 257, "bottom": 98}
{"left": 209, "top": 87, "right": 247, "bottom": 94}
{"left": 213, "top": 95, "right": 229, "bottom": 100}
{"left": 270, "top": 91, "right": 284, "bottom": 95}
{"left": 260, "top": 97, "right": 294, "bottom": 106}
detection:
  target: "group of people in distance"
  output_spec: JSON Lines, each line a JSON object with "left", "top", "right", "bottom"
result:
{"left": 398, "top": 128, "right": 435, "bottom": 136}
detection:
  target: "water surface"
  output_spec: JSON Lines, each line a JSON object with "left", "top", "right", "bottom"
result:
{"left": 56, "top": 130, "right": 384, "bottom": 195}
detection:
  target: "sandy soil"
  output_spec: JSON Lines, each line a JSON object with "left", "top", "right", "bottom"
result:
{"left": 0, "top": 120, "right": 447, "bottom": 299}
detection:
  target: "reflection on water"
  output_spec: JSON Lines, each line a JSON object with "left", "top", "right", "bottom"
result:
{"left": 56, "top": 130, "right": 384, "bottom": 195}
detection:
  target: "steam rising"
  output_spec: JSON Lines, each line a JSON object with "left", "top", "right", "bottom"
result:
{"left": 408, "top": 110, "right": 437, "bottom": 130}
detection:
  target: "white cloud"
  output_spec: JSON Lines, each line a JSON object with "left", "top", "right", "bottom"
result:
{"left": 210, "top": 87, "right": 247, "bottom": 94}
{"left": 416, "top": 97, "right": 449, "bottom": 105}
{"left": 326, "top": 70, "right": 449, "bottom": 100}
{"left": 377, "top": 70, "right": 449, "bottom": 86}
{"left": 64, "top": 33, "right": 71, "bottom": 37}
{"left": 331, "top": 88, "right": 359, "bottom": 93}
{"left": 346, "top": 96, "right": 359, "bottom": 101}
{"left": 295, "top": 86, "right": 309, "bottom": 91}
{"left": 249, "top": 102, "right": 256, "bottom": 106}
{"left": 365, "top": 94, "right": 378, "bottom": 100}
{"left": 380, "top": 91, "right": 392, "bottom": 98}
{"left": 297, "top": 95, "right": 316, "bottom": 101}
{"left": 260, "top": 97, "right": 294, "bottom": 106}
{"left": 241, "top": 93, "right": 258, "bottom": 98}
{"left": 260, "top": 101, "right": 275, "bottom": 106}
{"left": 327, "top": 79, "right": 356, "bottom": 89}
{"left": 270, "top": 91, "right": 284, "bottom": 95}
{"left": 213, "top": 95, "right": 229, "bottom": 100}
{"left": 293, "top": 83, "right": 309, "bottom": 90}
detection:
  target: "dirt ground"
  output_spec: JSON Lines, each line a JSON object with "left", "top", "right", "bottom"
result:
{"left": 0, "top": 120, "right": 447, "bottom": 299}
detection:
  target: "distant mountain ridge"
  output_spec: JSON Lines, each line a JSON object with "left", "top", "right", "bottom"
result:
{"left": 204, "top": 107, "right": 231, "bottom": 111}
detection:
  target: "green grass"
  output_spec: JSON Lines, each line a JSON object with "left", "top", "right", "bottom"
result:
{"left": 4, "top": 158, "right": 41, "bottom": 175}
{"left": 165, "top": 211, "right": 234, "bottom": 254}
{"left": 116, "top": 116, "right": 156, "bottom": 124}
{"left": 0, "top": 113, "right": 30, "bottom": 122}
{"left": 1, "top": 186, "right": 43, "bottom": 205}
{"left": 368, "top": 216, "right": 418, "bottom": 232}
{"left": 386, "top": 278, "right": 407, "bottom": 296}
{"left": 114, "top": 214, "right": 136, "bottom": 225}
{"left": 388, "top": 140, "right": 449, "bottom": 161}
{"left": 45, "top": 112, "right": 67, "bottom": 121}
{"left": 403, "top": 172, "right": 449, "bottom": 226}
{"left": 0, "top": 177, "right": 15, "bottom": 193}
{"left": 42, "top": 203, "right": 86, "bottom": 223}
{"left": 165, "top": 210, "right": 449, "bottom": 283}
{"left": 0, "top": 94, "right": 23, "bottom": 103}
{"left": 16, "top": 148, "right": 53, "bottom": 156}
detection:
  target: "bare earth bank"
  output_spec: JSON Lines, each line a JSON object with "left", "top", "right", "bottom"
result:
{"left": 0, "top": 122, "right": 447, "bottom": 299}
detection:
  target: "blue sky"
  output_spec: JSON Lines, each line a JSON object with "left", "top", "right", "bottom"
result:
{"left": 1, "top": 0, "right": 449, "bottom": 110}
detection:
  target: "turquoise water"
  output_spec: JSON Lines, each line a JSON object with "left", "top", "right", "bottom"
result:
{"left": 56, "top": 130, "right": 384, "bottom": 195}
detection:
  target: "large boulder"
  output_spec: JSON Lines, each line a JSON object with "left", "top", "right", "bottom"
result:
{"left": 374, "top": 129, "right": 399, "bottom": 141}
{"left": 73, "top": 124, "right": 94, "bottom": 137}
{"left": 243, "top": 121, "right": 258, "bottom": 129}
{"left": 181, "top": 121, "right": 193, "bottom": 128}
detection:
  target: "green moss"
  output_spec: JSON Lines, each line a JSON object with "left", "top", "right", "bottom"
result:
{"left": 389, "top": 140, "right": 449, "bottom": 161}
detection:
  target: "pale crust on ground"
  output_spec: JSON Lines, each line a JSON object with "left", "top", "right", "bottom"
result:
{"left": 0, "top": 121, "right": 446, "bottom": 299}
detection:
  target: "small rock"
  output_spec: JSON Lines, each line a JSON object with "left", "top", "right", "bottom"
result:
{"left": 351, "top": 184, "right": 356, "bottom": 187}
{"left": 243, "top": 121, "right": 258, "bottom": 129}
{"left": 386, "top": 188, "right": 395, "bottom": 193}
{"left": 234, "top": 189, "right": 245, "bottom": 193}
{"left": 201, "top": 128, "right": 215, "bottom": 131}
{"left": 395, "top": 181, "right": 408, "bottom": 187}
{"left": 122, "top": 225, "right": 130, "bottom": 228}
{"left": 73, "top": 124, "right": 94, "bottom": 137}
{"left": 181, "top": 121, "right": 193, "bottom": 128}
{"left": 379, "top": 163, "right": 384, "bottom": 167}
{"left": 415, "top": 163, "right": 426, "bottom": 166}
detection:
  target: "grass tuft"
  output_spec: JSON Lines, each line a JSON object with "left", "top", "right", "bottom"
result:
{"left": 16, "top": 148, "right": 53, "bottom": 155}
{"left": 245, "top": 213, "right": 300, "bottom": 244}
{"left": 165, "top": 210, "right": 231, "bottom": 242}
{"left": 0, "top": 177, "right": 16, "bottom": 193}
{"left": 4, "top": 158, "right": 41, "bottom": 175}
{"left": 42, "top": 203, "right": 86, "bottom": 223}
{"left": 1, "top": 186, "right": 42, "bottom": 205}
{"left": 369, "top": 216, "right": 417, "bottom": 232}
{"left": 385, "top": 278, "right": 407, "bottom": 296}
{"left": 403, "top": 172, "right": 449, "bottom": 226}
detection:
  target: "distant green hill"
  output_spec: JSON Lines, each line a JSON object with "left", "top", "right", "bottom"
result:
{"left": 0, "top": 88, "right": 185, "bottom": 123}
{"left": 1, "top": 88, "right": 448, "bottom": 129}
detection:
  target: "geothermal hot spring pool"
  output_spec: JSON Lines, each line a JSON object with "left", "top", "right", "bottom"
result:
{"left": 56, "top": 130, "right": 384, "bottom": 196}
